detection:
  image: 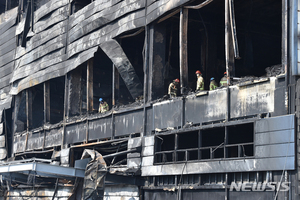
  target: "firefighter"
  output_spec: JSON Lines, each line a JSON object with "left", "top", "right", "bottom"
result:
{"left": 98, "top": 98, "right": 109, "bottom": 113}
{"left": 195, "top": 70, "right": 204, "bottom": 91}
{"left": 220, "top": 72, "right": 228, "bottom": 87}
{"left": 209, "top": 77, "right": 218, "bottom": 90}
{"left": 168, "top": 79, "right": 180, "bottom": 98}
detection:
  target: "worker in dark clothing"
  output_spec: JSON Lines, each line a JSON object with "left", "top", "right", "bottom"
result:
{"left": 98, "top": 98, "right": 109, "bottom": 113}
{"left": 209, "top": 77, "right": 218, "bottom": 90}
{"left": 220, "top": 72, "right": 228, "bottom": 87}
{"left": 168, "top": 79, "right": 180, "bottom": 98}
{"left": 195, "top": 70, "right": 204, "bottom": 91}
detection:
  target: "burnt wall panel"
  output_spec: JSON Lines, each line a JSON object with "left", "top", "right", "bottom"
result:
{"left": 145, "top": 107, "right": 153, "bottom": 134}
{"left": 68, "top": 0, "right": 145, "bottom": 44}
{"left": 65, "top": 122, "right": 87, "bottom": 144}
{"left": 273, "top": 77, "right": 286, "bottom": 116}
{"left": 13, "top": 134, "right": 27, "bottom": 154}
{"left": 26, "top": 132, "right": 44, "bottom": 151}
{"left": 88, "top": 117, "right": 112, "bottom": 140}
{"left": 114, "top": 110, "right": 144, "bottom": 137}
{"left": 44, "top": 127, "right": 63, "bottom": 148}
{"left": 153, "top": 98, "right": 183, "bottom": 129}
{"left": 230, "top": 78, "right": 276, "bottom": 118}
{"left": 185, "top": 89, "right": 227, "bottom": 124}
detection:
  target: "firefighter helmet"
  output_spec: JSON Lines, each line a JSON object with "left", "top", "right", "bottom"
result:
{"left": 195, "top": 70, "right": 201, "bottom": 75}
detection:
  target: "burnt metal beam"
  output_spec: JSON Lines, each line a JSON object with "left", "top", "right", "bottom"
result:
{"left": 112, "top": 64, "right": 119, "bottom": 106}
{"left": 100, "top": 39, "right": 143, "bottom": 99}
{"left": 148, "top": 22, "right": 166, "bottom": 100}
{"left": 225, "top": 0, "right": 231, "bottom": 121}
{"left": 43, "top": 82, "right": 50, "bottom": 123}
{"left": 26, "top": 89, "right": 32, "bottom": 131}
{"left": 179, "top": 8, "right": 188, "bottom": 94}
{"left": 87, "top": 58, "right": 93, "bottom": 112}
{"left": 102, "top": 147, "right": 140, "bottom": 159}
{"left": 143, "top": 26, "right": 149, "bottom": 135}
{"left": 225, "top": 0, "right": 230, "bottom": 86}
{"left": 229, "top": 0, "right": 239, "bottom": 59}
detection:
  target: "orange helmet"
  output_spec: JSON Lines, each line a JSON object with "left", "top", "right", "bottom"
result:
{"left": 174, "top": 78, "right": 180, "bottom": 83}
{"left": 195, "top": 70, "right": 201, "bottom": 75}
{"left": 224, "top": 72, "right": 227, "bottom": 75}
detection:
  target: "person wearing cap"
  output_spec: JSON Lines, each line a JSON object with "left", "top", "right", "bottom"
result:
{"left": 195, "top": 70, "right": 204, "bottom": 91}
{"left": 168, "top": 79, "right": 180, "bottom": 98}
{"left": 220, "top": 72, "right": 228, "bottom": 87}
{"left": 98, "top": 98, "right": 109, "bottom": 113}
{"left": 209, "top": 77, "right": 218, "bottom": 90}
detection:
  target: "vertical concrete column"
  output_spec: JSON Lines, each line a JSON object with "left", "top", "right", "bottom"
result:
{"left": 179, "top": 8, "right": 189, "bottom": 94}
{"left": 87, "top": 58, "right": 94, "bottom": 112}
{"left": 44, "top": 81, "right": 50, "bottom": 123}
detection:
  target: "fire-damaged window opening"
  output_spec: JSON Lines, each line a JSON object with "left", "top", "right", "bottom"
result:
{"left": 14, "top": 77, "right": 65, "bottom": 131}
{"left": 71, "top": 0, "right": 92, "bottom": 14}
{"left": 71, "top": 140, "right": 128, "bottom": 167}
{"left": 150, "top": 0, "right": 282, "bottom": 100}
{"left": 146, "top": 171, "right": 271, "bottom": 187}
{"left": 115, "top": 31, "right": 145, "bottom": 106}
{"left": 0, "top": 0, "right": 19, "bottom": 14}
{"left": 49, "top": 77, "right": 65, "bottom": 124}
{"left": 93, "top": 49, "right": 113, "bottom": 113}
{"left": 154, "top": 123, "right": 254, "bottom": 164}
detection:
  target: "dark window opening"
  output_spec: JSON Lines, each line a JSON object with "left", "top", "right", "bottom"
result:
{"left": 227, "top": 123, "right": 254, "bottom": 158}
{"left": 201, "top": 127, "right": 225, "bottom": 159}
{"left": 15, "top": 91, "right": 27, "bottom": 132}
{"left": 0, "top": 0, "right": 20, "bottom": 15}
{"left": 31, "top": 84, "right": 44, "bottom": 129}
{"left": 178, "top": 131, "right": 198, "bottom": 149}
{"left": 164, "top": 17, "right": 180, "bottom": 96}
{"left": 155, "top": 134, "right": 175, "bottom": 163}
{"left": 202, "top": 127, "right": 225, "bottom": 147}
{"left": 150, "top": 0, "right": 282, "bottom": 99}
{"left": 71, "top": 0, "right": 92, "bottom": 14}
{"left": 68, "top": 64, "right": 88, "bottom": 117}
{"left": 155, "top": 134, "right": 175, "bottom": 152}
{"left": 15, "top": 84, "right": 44, "bottom": 132}
{"left": 93, "top": 48, "right": 113, "bottom": 113}
{"left": 49, "top": 77, "right": 65, "bottom": 124}
{"left": 117, "top": 30, "right": 145, "bottom": 106}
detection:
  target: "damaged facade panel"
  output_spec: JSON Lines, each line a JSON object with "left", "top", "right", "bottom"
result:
{"left": 0, "top": 0, "right": 299, "bottom": 199}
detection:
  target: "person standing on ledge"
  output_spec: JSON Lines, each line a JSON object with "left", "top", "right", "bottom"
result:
{"left": 220, "top": 72, "right": 228, "bottom": 87}
{"left": 98, "top": 98, "right": 109, "bottom": 113}
{"left": 195, "top": 70, "right": 204, "bottom": 91}
{"left": 168, "top": 79, "right": 180, "bottom": 98}
{"left": 209, "top": 77, "right": 218, "bottom": 90}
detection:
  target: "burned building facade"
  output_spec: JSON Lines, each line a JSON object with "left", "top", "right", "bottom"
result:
{"left": 0, "top": 0, "right": 298, "bottom": 199}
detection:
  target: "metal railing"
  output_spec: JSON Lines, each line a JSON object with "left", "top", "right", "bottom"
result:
{"left": 154, "top": 142, "right": 254, "bottom": 164}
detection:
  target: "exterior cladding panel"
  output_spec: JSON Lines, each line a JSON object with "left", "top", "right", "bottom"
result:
{"left": 185, "top": 89, "right": 227, "bottom": 123}
{"left": 153, "top": 98, "right": 183, "bottom": 129}
{"left": 114, "top": 110, "right": 144, "bottom": 137}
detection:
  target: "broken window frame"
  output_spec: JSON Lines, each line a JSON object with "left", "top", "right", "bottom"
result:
{"left": 154, "top": 123, "right": 254, "bottom": 164}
